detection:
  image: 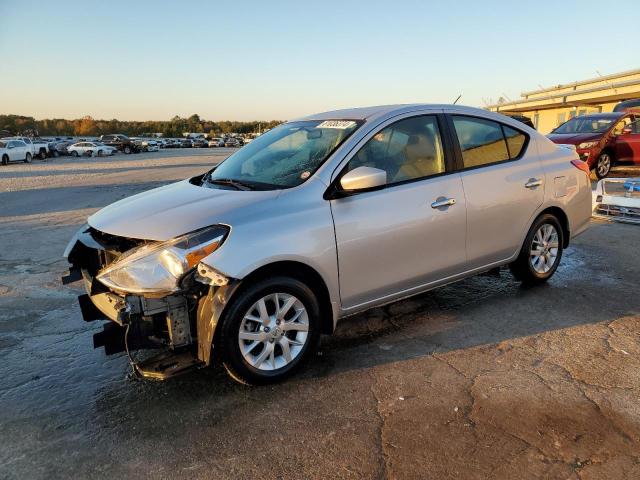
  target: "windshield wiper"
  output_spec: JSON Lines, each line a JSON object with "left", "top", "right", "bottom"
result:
{"left": 205, "top": 177, "right": 254, "bottom": 191}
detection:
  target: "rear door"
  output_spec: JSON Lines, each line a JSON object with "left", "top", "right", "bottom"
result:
{"left": 330, "top": 113, "right": 468, "bottom": 310}
{"left": 447, "top": 114, "right": 544, "bottom": 269}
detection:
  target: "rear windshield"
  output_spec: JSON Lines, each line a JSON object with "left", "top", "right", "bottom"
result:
{"left": 552, "top": 116, "right": 615, "bottom": 134}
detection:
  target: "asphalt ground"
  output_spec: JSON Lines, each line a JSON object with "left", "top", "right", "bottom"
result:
{"left": 1, "top": 149, "right": 639, "bottom": 479}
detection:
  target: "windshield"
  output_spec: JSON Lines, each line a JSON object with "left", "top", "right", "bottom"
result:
{"left": 552, "top": 116, "right": 616, "bottom": 134}
{"left": 205, "top": 120, "right": 361, "bottom": 189}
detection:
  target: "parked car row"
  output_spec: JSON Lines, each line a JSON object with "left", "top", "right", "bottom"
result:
{"left": 0, "top": 132, "right": 257, "bottom": 165}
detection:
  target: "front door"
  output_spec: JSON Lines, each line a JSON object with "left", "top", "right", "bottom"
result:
{"left": 615, "top": 118, "right": 640, "bottom": 164}
{"left": 448, "top": 114, "right": 544, "bottom": 268}
{"left": 330, "top": 114, "right": 467, "bottom": 310}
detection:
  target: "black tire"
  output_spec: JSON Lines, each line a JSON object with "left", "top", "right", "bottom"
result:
{"left": 123, "top": 146, "right": 131, "bottom": 154}
{"left": 86, "top": 150, "right": 93, "bottom": 157}
{"left": 71, "top": 151, "right": 79, "bottom": 157}
{"left": 595, "top": 152, "right": 612, "bottom": 179}
{"left": 510, "top": 213, "right": 564, "bottom": 285}
{"left": 39, "top": 149, "right": 47, "bottom": 160}
{"left": 24, "top": 153, "right": 32, "bottom": 163}
{"left": 219, "top": 276, "right": 321, "bottom": 385}
{"left": 1, "top": 154, "right": 8, "bottom": 166}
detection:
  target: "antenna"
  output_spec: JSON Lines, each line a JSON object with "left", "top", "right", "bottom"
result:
{"left": 453, "top": 94, "right": 462, "bottom": 105}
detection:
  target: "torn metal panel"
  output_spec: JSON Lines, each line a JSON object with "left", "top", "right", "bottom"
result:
{"left": 196, "top": 281, "right": 241, "bottom": 365}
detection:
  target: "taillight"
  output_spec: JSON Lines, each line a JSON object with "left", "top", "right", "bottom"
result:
{"left": 571, "top": 159, "right": 590, "bottom": 176}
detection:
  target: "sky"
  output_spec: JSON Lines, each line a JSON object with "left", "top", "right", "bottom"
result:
{"left": 1, "top": 0, "right": 638, "bottom": 122}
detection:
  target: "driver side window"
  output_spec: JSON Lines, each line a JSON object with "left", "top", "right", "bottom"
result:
{"left": 346, "top": 115, "right": 446, "bottom": 185}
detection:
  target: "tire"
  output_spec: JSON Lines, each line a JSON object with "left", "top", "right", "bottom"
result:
{"left": 219, "top": 276, "right": 321, "bottom": 385}
{"left": 123, "top": 146, "right": 131, "bottom": 154}
{"left": 1, "top": 154, "right": 8, "bottom": 166}
{"left": 595, "top": 152, "right": 612, "bottom": 179}
{"left": 510, "top": 214, "right": 564, "bottom": 285}
{"left": 39, "top": 149, "right": 47, "bottom": 160}
{"left": 97, "top": 149, "right": 104, "bottom": 157}
{"left": 86, "top": 150, "right": 93, "bottom": 157}
{"left": 71, "top": 151, "right": 79, "bottom": 157}
{"left": 24, "top": 153, "right": 32, "bottom": 163}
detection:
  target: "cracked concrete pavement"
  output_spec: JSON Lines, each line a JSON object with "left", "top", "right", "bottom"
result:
{"left": 1, "top": 150, "right": 639, "bottom": 479}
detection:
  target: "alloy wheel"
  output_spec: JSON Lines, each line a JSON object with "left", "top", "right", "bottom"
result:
{"left": 530, "top": 224, "right": 559, "bottom": 274}
{"left": 597, "top": 153, "right": 611, "bottom": 177}
{"left": 238, "top": 292, "right": 309, "bottom": 371}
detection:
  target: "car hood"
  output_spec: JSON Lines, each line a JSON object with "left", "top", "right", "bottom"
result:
{"left": 88, "top": 179, "right": 279, "bottom": 241}
{"left": 546, "top": 132, "right": 602, "bottom": 145}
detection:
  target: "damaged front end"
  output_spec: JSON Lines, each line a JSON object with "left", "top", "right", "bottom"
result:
{"left": 62, "top": 225, "right": 238, "bottom": 380}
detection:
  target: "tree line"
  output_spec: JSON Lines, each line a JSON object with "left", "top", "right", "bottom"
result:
{"left": 0, "top": 114, "right": 283, "bottom": 137}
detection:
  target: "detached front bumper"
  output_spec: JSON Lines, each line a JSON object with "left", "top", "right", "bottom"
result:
{"left": 62, "top": 226, "right": 238, "bottom": 379}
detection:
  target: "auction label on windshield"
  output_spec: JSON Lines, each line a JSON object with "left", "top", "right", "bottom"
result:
{"left": 317, "top": 120, "right": 356, "bottom": 129}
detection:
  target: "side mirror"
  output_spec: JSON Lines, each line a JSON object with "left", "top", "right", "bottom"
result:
{"left": 339, "top": 166, "right": 387, "bottom": 192}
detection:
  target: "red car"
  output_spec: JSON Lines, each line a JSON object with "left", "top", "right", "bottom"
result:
{"left": 547, "top": 112, "right": 640, "bottom": 178}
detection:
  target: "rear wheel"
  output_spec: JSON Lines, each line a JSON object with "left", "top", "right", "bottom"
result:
{"left": 123, "top": 145, "right": 132, "bottom": 154}
{"left": 220, "top": 277, "right": 321, "bottom": 385}
{"left": 510, "top": 214, "right": 563, "bottom": 285}
{"left": 24, "top": 153, "right": 32, "bottom": 163}
{"left": 595, "top": 152, "right": 612, "bottom": 179}
{"left": 86, "top": 150, "right": 93, "bottom": 157}
{"left": 71, "top": 151, "right": 79, "bottom": 157}
{"left": 39, "top": 149, "right": 47, "bottom": 160}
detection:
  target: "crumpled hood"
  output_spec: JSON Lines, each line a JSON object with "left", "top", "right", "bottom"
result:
{"left": 89, "top": 179, "right": 279, "bottom": 241}
{"left": 547, "top": 132, "right": 602, "bottom": 145}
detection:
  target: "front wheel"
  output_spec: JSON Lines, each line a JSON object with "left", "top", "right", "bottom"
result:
{"left": 219, "top": 277, "right": 321, "bottom": 385}
{"left": 24, "top": 153, "right": 32, "bottom": 163}
{"left": 123, "top": 146, "right": 131, "bottom": 154}
{"left": 595, "top": 152, "right": 612, "bottom": 179}
{"left": 71, "top": 151, "right": 79, "bottom": 157}
{"left": 510, "top": 214, "right": 563, "bottom": 285}
{"left": 1, "top": 154, "right": 8, "bottom": 165}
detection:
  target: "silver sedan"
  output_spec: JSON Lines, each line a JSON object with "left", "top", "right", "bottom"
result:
{"left": 63, "top": 104, "right": 592, "bottom": 385}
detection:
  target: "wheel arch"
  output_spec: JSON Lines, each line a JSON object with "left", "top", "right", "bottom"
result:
{"left": 536, "top": 206, "right": 570, "bottom": 248}
{"left": 235, "top": 260, "right": 334, "bottom": 335}
{"left": 201, "top": 260, "right": 335, "bottom": 367}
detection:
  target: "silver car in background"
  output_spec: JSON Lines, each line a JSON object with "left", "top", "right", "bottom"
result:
{"left": 62, "top": 104, "right": 592, "bottom": 384}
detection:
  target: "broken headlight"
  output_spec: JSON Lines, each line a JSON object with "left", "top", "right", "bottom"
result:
{"left": 96, "top": 225, "right": 229, "bottom": 294}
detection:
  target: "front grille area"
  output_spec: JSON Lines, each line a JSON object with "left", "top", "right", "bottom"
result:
{"left": 67, "top": 227, "right": 146, "bottom": 276}
{"left": 595, "top": 204, "right": 640, "bottom": 223}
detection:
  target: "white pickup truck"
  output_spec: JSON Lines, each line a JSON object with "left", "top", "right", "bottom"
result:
{"left": 1, "top": 136, "right": 50, "bottom": 159}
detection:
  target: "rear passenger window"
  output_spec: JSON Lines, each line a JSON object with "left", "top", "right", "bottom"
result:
{"left": 502, "top": 125, "right": 526, "bottom": 158}
{"left": 452, "top": 116, "right": 509, "bottom": 168}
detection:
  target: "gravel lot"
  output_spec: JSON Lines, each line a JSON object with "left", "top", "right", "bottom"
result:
{"left": 1, "top": 150, "right": 639, "bottom": 479}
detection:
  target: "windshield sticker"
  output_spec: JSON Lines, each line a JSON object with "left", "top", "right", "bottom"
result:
{"left": 300, "top": 171, "right": 311, "bottom": 180}
{"left": 317, "top": 120, "right": 356, "bottom": 130}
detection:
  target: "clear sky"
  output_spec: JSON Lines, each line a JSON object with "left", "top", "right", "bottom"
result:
{"left": 1, "top": 0, "right": 638, "bottom": 121}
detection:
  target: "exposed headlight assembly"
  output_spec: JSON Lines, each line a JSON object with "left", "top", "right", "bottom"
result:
{"left": 578, "top": 141, "right": 597, "bottom": 149}
{"left": 97, "top": 225, "right": 229, "bottom": 294}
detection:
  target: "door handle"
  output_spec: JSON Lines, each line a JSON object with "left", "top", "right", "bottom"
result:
{"left": 525, "top": 178, "right": 543, "bottom": 189}
{"left": 431, "top": 197, "right": 456, "bottom": 209}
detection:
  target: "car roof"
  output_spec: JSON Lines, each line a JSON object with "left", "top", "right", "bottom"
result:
{"left": 575, "top": 112, "right": 625, "bottom": 119}
{"left": 296, "top": 104, "right": 512, "bottom": 123}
